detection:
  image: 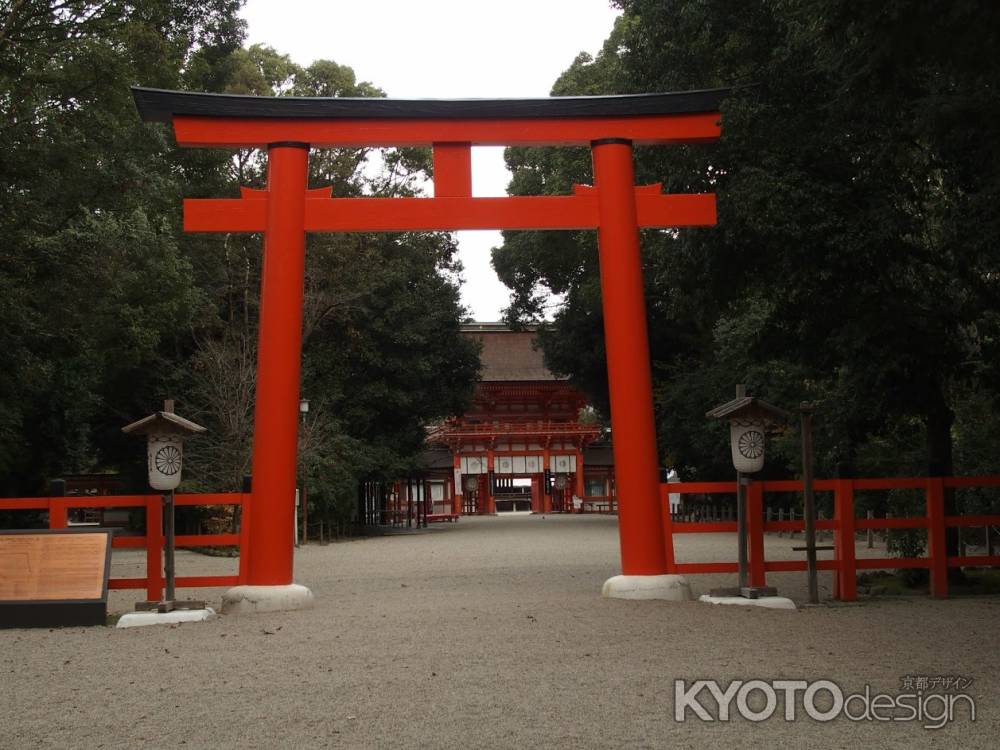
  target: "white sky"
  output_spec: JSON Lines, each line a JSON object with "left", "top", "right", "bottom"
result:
{"left": 241, "top": 0, "right": 622, "bottom": 321}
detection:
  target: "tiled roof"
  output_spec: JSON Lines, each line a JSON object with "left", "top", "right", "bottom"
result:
{"left": 462, "top": 324, "right": 563, "bottom": 382}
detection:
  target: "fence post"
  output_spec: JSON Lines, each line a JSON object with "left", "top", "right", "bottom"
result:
{"left": 48, "top": 499, "right": 68, "bottom": 529}
{"left": 833, "top": 479, "right": 857, "bottom": 601}
{"left": 146, "top": 494, "right": 164, "bottom": 602}
{"left": 867, "top": 510, "right": 874, "bottom": 548}
{"left": 926, "top": 478, "right": 948, "bottom": 599}
{"left": 238, "top": 491, "right": 251, "bottom": 584}
{"left": 747, "top": 480, "right": 766, "bottom": 588}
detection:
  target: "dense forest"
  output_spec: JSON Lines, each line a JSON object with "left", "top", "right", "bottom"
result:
{"left": 495, "top": 0, "right": 1000, "bottom": 491}
{"left": 0, "top": 1, "right": 479, "bottom": 528}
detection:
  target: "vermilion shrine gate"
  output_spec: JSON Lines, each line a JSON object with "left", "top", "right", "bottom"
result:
{"left": 133, "top": 86, "right": 725, "bottom": 605}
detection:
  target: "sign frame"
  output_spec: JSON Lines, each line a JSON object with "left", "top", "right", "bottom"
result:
{"left": 0, "top": 528, "right": 114, "bottom": 628}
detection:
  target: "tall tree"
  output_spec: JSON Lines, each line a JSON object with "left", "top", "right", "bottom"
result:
{"left": 0, "top": 0, "right": 245, "bottom": 494}
{"left": 493, "top": 0, "right": 1000, "bottom": 485}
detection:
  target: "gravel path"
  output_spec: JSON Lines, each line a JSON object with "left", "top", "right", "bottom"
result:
{"left": 3, "top": 514, "right": 996, "bottom": 749}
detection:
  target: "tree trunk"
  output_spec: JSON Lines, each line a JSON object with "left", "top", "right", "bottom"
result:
{"left": 925, "top": 383, "right": 965, "bottom": 584}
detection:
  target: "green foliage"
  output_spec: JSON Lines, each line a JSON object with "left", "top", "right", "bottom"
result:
{"left": 0, "top": 0, "right": 243, "bottom": 494}
{"left": 495, "top": 0, "right": 1000, "bottom": 492}
{"left": 0, "top": 4, "right": 478, "bottom": 515}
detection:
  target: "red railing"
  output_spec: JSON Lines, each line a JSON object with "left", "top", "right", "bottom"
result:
{"left": 428, "top": 420, "right": 602, "bottom": 441}
{"left": 660, "top": 476, "right": 1000, "bottom": 600}
{"left": 0, "top": 493, "right": 248, "bottom": 601}
{"left": 579, "top": 495, "right": 618, "bottom": 513}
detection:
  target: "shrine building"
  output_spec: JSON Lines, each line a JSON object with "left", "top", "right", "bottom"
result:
{"left": 421, "top": 323, "right": 616, "bottom": 516}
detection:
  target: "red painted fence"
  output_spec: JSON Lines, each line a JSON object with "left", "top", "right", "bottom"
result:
{"left": 661, "top": 476, "right": 1000, "bottom": 600}
{"left": 0, "top": 493, "right": 248, "bottom": 601}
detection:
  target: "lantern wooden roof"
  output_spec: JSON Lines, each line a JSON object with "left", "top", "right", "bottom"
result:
{"left": 705, "top": 395, "right": 792, "bottom": 424}
{"left": 122, "top": 400, "right": 206, "bottom": 436}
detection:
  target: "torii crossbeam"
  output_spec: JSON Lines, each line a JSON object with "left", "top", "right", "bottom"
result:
{"left": 133, "top": 86, "right": 725, "bottom": 608}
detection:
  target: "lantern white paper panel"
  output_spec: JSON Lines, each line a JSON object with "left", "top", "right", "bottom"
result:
{"left": 148, "top": 434, "right": 184, "bottom": 490}
{"left": 730, "top": 422, "right": 766, "bottom": 473}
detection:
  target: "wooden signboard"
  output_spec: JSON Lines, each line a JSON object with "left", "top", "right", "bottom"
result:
{"left": 0, "top": 528, "right": 113, "bottom": 628}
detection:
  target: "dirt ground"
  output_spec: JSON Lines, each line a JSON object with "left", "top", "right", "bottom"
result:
{"left": 3, "top": 514, "right": 996, "bottom": 749}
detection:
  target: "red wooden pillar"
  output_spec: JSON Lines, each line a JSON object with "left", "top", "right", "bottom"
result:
{"left": 746, "top": 480, "right": 766, "bottom": 587}
{"left": 833, "top": 479, "right": 857, "bottom": 601}
{"left": 247, "top": 142, "right": 309, "bottom": 586}
{"left": 575, "top": 450, "right": 585, "bottom": 510}
{"left": 238, "top": 491, "right": 251, "bottom": 584}
{"left": 452, "top": 454, "right": 462, "bottom": 515}
{"left": 146, "top": 494, "right": 164, "bottom": 601}
{"left": 591, "top": 138, "right": 671, "bottom": 575}
{"left": 542, "top": 449, "right": 552, "bottom": 513}
{"left": 486, "top": 452, "right": 496, "bottom": 514}
{"left": 48, "top": 498, "right": 68, "bottom": 529}
{"left": 927, "top": 477, "right": 948, "bottom": 599}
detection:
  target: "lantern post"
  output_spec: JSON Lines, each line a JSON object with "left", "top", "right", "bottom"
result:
{"left": 119, "top": 400, "right": 214, "bottom": 626}
{"left": 706, "top": 385, "right": 790, "bottom": 599}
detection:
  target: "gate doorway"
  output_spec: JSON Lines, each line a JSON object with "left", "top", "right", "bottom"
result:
{"left": 494, "top": 477, "right": 532, "bottom": 513}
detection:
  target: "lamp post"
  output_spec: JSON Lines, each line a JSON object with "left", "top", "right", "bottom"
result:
{"left": 122, "top": 399, "right": 206, "bottom": 612}
{"left": 707, "top": 385, "right": 790, "bottom": 599}
{"left": 298, "top": 398, "right": 309, "bottom": 545}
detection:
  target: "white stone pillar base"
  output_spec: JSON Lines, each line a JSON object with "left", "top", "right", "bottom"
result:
{"left": 221, "top": 584, "right": 314, "bottom": 615}
{"left": 602, "top": 574, "right": 693, "bottom": 601}
{"left": 698, "top": 594, "right": 796, "bottom": 610}
{"left": 116, "top": 607, "right": 216, "bottom": 629}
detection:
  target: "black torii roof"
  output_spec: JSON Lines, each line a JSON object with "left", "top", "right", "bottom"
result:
{"left": 131, "top": 86, "right": 729, "bottom": 124}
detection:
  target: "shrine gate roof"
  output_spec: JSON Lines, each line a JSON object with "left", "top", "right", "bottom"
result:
{"left": 132, "top": 87, "right": 728, "bottom": 124}
{"left": 462, "top": 323, "right": 561, "bottom": 383}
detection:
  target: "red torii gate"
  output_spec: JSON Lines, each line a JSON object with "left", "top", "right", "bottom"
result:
{"left": 133, "top": 87, "right": 724, "bottom": 608}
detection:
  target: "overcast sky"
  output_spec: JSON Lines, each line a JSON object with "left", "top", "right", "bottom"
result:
{"left": 241, "top": 0, "right": 621, "bottom": 321}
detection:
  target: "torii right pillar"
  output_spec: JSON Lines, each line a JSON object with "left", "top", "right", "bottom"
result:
{"left": 592, "top": 138, "right": 691, "bottom": 601}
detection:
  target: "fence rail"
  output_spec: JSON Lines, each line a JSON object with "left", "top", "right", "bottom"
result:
{"left": 660, "top": 476, "right": 1000, "bottom": 600}
{"left": 0, "top": 493, "right": 248, "bottom": 601}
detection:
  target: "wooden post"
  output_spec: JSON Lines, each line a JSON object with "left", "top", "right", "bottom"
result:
{"left": 737, "top": 474, "right": 748, "bottom": 589}
{"left": 833, "top": 479, "right": 857, "bottom": 601}
{"left": 927, "top": 478, "right": 948, "bottom": 599}
{"left": 746, "top": 478, "right": 766, "bottom": 588}
{"left": 800, "top": 405, "right": 819, "bottom": 604}
{"left": 164, "top": 491, "right": 176, "bottom": 602}
{"left": 301, "top": 483, "right": 308, "bottom": 544}
{"left": 452, "top": 454, "right": 462, "bottom": 515}
{"left": 237, "top": 480, "right": 251, "bottom": 584}
{"left": 146, "top": 494, "right": 164, "bottom": 602}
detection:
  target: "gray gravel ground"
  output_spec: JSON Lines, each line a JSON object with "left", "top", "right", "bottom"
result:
{"left": 3, "top": 513, "right": 997, "bottom": 749}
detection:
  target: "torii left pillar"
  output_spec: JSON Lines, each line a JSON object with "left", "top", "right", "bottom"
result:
{"left": 222, "top": 142, "right": 315, "bottom": 614}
